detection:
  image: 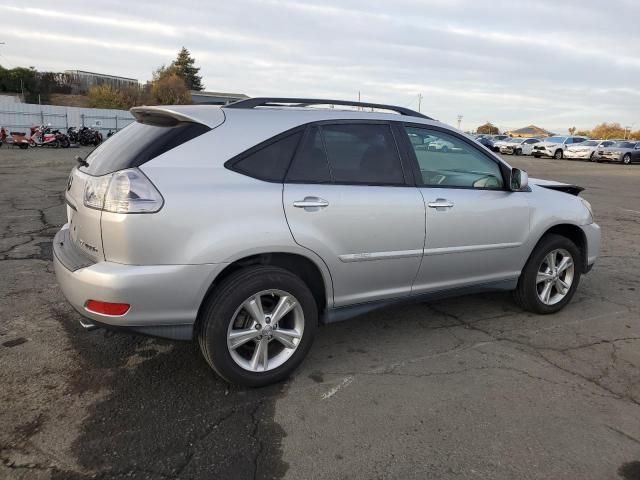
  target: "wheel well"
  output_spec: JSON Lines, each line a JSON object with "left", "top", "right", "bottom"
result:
{"left": 198, "top": 252, "right": 328, "bottom": 324}
{"left": 542, "top": 224, "right": 587, "bottom": 272}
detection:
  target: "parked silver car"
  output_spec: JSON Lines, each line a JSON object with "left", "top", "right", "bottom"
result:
{"left": 564, "top": 139, "right": 615, "bottom": 161}
{"left": 53, "top": 98, "right": 601, "bottom": 386}
{"left": 592, "top": 140, "right": 640, "bottom": 164}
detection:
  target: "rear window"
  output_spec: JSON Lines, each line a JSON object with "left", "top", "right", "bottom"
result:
{"left": 80, "top": 121, "right": 210, "bottom": 176}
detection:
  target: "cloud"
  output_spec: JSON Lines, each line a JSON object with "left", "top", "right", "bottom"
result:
{"left": 1, "top": 0, "right": 638, "bottom": 131}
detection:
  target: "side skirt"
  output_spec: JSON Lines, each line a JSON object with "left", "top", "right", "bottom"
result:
{"left": 321, "top": 278, "right": 518, "bottom": 325}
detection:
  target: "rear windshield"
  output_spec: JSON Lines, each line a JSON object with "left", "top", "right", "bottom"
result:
{"left": 80, "top": 121, "right": 210, "bottom": 176}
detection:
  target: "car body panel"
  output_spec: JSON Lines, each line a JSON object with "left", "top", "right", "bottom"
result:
{"left": 412, "top": 188, "right": 530, "bottom": 293}
{"left": 283, "top": 183, "right": 425, "bottom": 306}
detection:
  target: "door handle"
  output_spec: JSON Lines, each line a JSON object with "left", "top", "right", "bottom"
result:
{"left": 427, "top": 198, "right": 454, "bottom": 209}
{"left": 293, "top": 197, "right": 329, "bottom": 209}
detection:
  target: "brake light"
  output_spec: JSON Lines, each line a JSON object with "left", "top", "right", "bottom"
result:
{"left": 86, "top": 300, "right": 130, "bottom": 316}
{"left": 83, "top": 168, "right": 163, "bottom": 213}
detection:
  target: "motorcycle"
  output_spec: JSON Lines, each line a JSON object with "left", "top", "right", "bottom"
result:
{"left": 48, "top": 127, "right": 71, "bottom": 148}
{"left": 29, "top": 125, "right": 61, "bottom": 148}
{"left": 78, "top": 126, "right": 103, "bottom": 146}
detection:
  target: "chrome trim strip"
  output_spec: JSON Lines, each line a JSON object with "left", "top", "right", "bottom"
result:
{"left": 338, "top": 249, "right": 423, "bottom": 263}
{"left": 424, "top": 242, "right": 521, "bottom": 256}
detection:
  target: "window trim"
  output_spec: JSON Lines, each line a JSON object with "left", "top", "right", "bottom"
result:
{"left": 398, "top": 122, "right": 512, "bottom": 192}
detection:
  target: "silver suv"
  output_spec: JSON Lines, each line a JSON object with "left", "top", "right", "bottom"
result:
{"left": 53, "top": 98, "right": 601, "bottom": 386}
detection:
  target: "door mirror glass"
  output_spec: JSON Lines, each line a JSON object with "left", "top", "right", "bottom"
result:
{"left": 510, "top": 168, "right": 528, "bottom": 191}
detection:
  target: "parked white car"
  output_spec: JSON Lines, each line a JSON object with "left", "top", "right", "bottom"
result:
{"left": 532, "top": 136, "right": 589, "bottom": 159}
{"left": 499, "top": 138, "right": 542, "bottom": 156}
{"left": 427, "top": 137, "right": 456, "bottom": 152}
{"left": 564, "top": 140, "right": 615, "bottom": 161}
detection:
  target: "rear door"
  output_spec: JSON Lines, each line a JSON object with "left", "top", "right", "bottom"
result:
{"left": 283, "top": 122, "right": 425, "bottom": 307}
{"left": 400, "top": 125, "right": 531, "bottom": 293}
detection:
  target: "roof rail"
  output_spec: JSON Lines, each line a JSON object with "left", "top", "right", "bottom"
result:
{"left": 224, "top": 97, "right": 432, "bottom": 120}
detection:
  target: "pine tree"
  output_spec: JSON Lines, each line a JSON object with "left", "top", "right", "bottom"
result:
{"left": 172, "top": 47, "right": 204, "bottom": 91}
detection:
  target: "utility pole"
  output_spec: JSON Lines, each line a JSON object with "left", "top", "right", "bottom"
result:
{"left": 457, "top": 115, "right": 463, "bottom": 130}
{"left": 418, "top": 93, "right": 423, "bottom": 113}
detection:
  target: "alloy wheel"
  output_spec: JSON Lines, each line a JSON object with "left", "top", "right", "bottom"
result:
{"left": 226, "top": 289, "right": 304, "bottom": 372}
{"left": 536, "top": 248, "right": 575, "bottom": 305}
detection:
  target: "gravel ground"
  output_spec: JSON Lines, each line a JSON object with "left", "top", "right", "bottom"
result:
{"left": 0, "top": 145, "right": 639, "bottom": 480}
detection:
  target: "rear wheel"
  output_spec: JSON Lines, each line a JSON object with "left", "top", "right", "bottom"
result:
{"left": 554, "top": 149, "right": 563, "bottom": 160}
{"left": 515, "top": 148, "right": 522, "bottom": 156}
{"left": 198, "top": 266, "right": 317, "bottom": 387}
{"left": 589, "top": 152, "right": 595, "bottom": 162}
{"left": 514, "top": 234, "right": 581, "bottom": 314}
{"left": 623, "top": 154, "right": 632, "bottom": 165}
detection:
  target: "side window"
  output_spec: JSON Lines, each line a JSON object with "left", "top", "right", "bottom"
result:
{"left": 404, "top": 126, "right": 504, "bottom": 189}
{"left": 565, "top": 138, "right": 574, "bottom": 144}
{"left": 286, "top": 127, "right": 331, "bottom": 183}
{"left": 287, "top": 123, "right": 405, "bottom": 185}
{"left": 525, "top": 139, "right": 538, "bottom": 144}
{"left": 232, "top": 132, "right": 302, "bottom": 182}
{"left": 322, "top": 124, "right": 404, "bottom": 185}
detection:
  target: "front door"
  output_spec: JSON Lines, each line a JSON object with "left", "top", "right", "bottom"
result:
{"left": 401, "top": 125, "right": 531, "bottom": 293}
{"left": 283, "top": 123, "right": 425, "bottom": 307}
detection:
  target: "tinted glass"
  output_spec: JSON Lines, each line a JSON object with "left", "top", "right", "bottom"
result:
{"left": 82, "top": 121, "right": 210, "bottom": 176}
{"left": 286, "top": 127, "right": 331, "bottom": 183}
{"left": 613, "top": 141, "right": 634, "bottom": 148}
{"left": 601, "top": 141, "right": 614, "bottom": 147}
{"left": 234, "top": 132, "right": 302, "bottom": 182}
{"left": 525, "top": 139, "right": 539, "bottom": 144}
{"left": 582, "top": 140, "right": 598, "bottom": 146}
{"left": 546, "top": 136, "right": 566, "bottom": 143}
{"left": 321, "top": 124, "right": 404, "bottom": 185}
{"left": 571, "top": 137, "right": 586, "bottom": 144}
{"left": 405, "top": 127, "right": 504, "bottom": 189}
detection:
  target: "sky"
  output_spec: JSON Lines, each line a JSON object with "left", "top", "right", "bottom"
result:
{"left": 1, "top": 0, "right": 639, "bottom": 133}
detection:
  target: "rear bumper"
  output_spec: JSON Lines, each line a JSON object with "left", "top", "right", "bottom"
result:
{"left": 53, "top": 225, "right": 226, "bottom": 340}
{"left": 580, "top": 222, "right": 601, "bottom": 270}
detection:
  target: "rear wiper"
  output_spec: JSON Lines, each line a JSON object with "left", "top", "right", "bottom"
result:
{"left": 75, "top": 155, "right": 89, "bottom": 168}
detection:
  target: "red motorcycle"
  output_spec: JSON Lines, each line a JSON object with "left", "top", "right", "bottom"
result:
{"left": 29, "top": 125, "right": 61, "bottom": 148}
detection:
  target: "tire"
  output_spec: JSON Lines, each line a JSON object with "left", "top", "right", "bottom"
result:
{"left": 515, "top": 148, "right": 522, "bottom": 156}
{"left": 623, "top": 154, "right": 631, "bottom": 165}
{"left": 554, "top": 149, "right": 563, "bottom": 160}
{"left": 533, "top": 154, "right": 540, "bottom": 158}
{"left": 513, "top": 234, "right": 582, "bottom": 314}
{"left": 198, "top": 266, "right": 318, "bottom": 387}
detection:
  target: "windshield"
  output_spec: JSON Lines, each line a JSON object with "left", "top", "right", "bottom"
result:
{"left": 613, "top": 141, "right": 634, "bottom": 148}
{"left": 545, "top": 136, "right": 566, "bottom": 143}
{"left": 581, "top": 140, "right": 598, "bottom": 146}
{"left": 508, "top": 138, "right": 524, "bottom": 143}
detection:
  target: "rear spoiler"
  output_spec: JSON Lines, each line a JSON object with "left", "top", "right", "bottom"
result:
{"left": 130, "top": 106, "right": 224, "bottom": 128}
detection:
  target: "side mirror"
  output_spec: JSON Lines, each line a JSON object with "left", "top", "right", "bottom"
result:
{"left": 510, "top": 168, "right": 528, "bottom": 191}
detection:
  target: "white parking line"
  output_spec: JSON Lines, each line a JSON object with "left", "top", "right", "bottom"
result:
{"left": 321, "top": 376, "right": 354, "bottom": 400}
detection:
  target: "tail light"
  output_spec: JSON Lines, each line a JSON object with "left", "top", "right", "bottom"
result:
{"left": 84, "top": 168, "right": 163, "bottom": 213}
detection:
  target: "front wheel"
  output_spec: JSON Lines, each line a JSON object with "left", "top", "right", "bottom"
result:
{"left": 198, "top": 266, "right": 317, "bottom": 387}
{"left": 554, "top": 149, "right": 563, "bottom": 160}
{"left": 513, "top": 234, "right": 582, "bottom": 314}
{"left": 515, "top": 148, "right": 522, "bottom": 156}
{"left": 623, "top": 154, "right": 632, "bottom": 165}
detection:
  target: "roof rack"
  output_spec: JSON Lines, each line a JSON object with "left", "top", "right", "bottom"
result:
{"left": 224, "top": 97, "right": 432, "bottom": 120}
